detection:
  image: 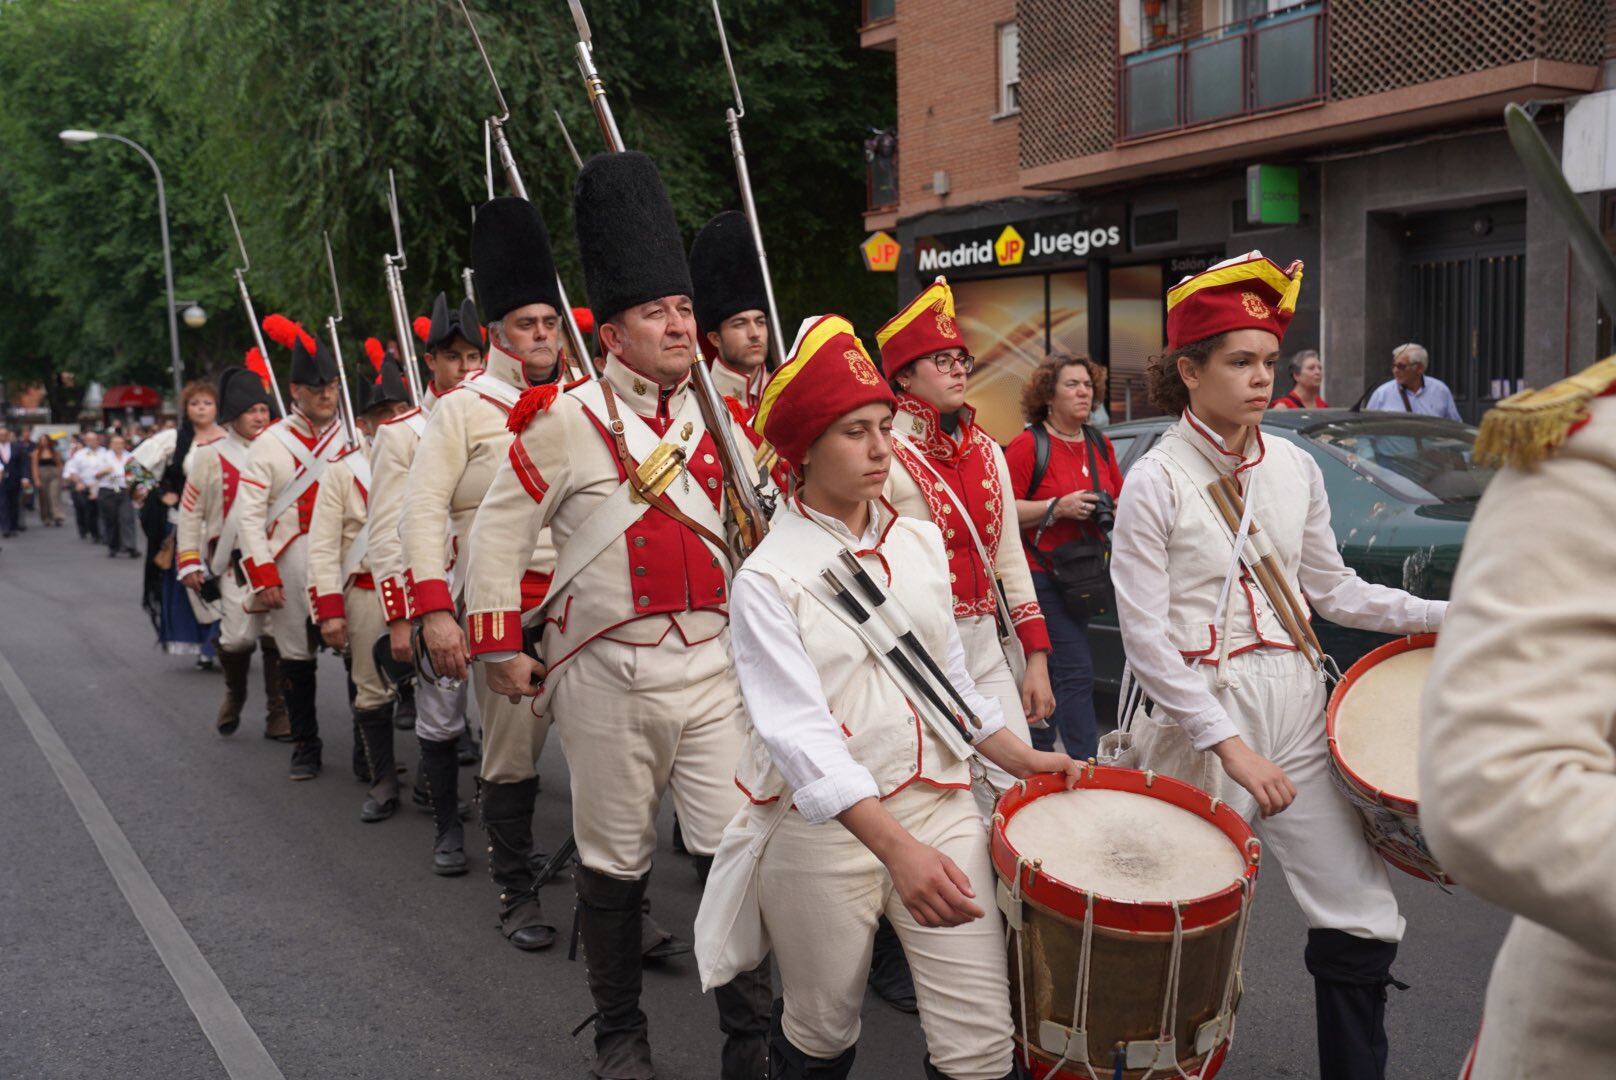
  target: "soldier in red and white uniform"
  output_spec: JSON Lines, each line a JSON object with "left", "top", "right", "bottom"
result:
{"left": 399, "top": 198, "right": 565, "bottom": 950}
{"left": 176, "top": 361, "right": 285, "bottom": 739}
{"left": 690, "top": 210, "right": 770, "bottom": 417}
{"left": 234, "top": 315, "right": 348, "bottom": 781}
{"left": 464, "top": 152, "right": 771, "bottom": 1080}
{"left": 368, "top": 291, "right": 482, "bottom": 875}
{"left": 309, "top": 348, "right": 413, "bottom": 823}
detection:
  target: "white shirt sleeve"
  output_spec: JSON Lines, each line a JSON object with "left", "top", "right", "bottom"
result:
{"left": 1111, "top": 458, "right": 1241, "bottom": 750}
{"left": 942, "top": 595, "right": 1008, "bottom": 739}
{"left": 1295, "top": 454, "right": 1447, "bottom": 634}
{"left": 729, "top": 567, "right": 883, "bottom": 825}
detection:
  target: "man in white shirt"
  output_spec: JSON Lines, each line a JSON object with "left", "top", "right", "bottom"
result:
{"left": 93, "top": 433, "right": 140, "bottom": 558}
{"left": 1363, "top": 343, "right": 1463, "bottom": 420}
{"left": 64, "top": 433, "right": 103, "bottom": 542}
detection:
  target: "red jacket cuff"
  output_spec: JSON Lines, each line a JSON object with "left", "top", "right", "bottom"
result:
{"left": 378, "top": 576, "right": 410, "bottom": 622}
{"left": 245, "top": 558, "right": 283, "bottom": 591}
{"left": 467, "top": 610, "right": 523, "bottom": 656}
{"left": 407, "top": 572, "right": 454, "bottom": 617}
{"left": 313, "top": 592, "right": 347, "bottom": 622}
{"left": 1014, "top": 611, "right": 1052, "bottom": 656}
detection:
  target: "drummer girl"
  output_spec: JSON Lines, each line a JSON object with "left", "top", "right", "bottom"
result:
{"left": 1110, "top": 252, "right": 1446, "bottom": 1080}
{"left": 725, "top": 316, "right": 1080, "bottom": 1080}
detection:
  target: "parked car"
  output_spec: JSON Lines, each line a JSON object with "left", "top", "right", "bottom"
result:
{"left": 1087, "top": 409, "right": 1496, "bottom": 711}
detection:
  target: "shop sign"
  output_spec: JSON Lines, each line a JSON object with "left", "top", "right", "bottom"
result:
{"left": 1246, "top": 164, "right": 1301, "bottom": 226}
{"left": 861, "top": 231, "right": 901, "bottom": 272}
{"left": 914, "top": 209, "right": 1126, "bottom": 277}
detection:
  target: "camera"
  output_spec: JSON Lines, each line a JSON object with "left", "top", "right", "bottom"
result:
{"left": 1091, "top": 492, "right": 1116, "bottom": 533}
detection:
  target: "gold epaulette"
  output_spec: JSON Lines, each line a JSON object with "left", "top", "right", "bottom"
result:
{"left": 1473, "top": 355, "right": 1616, "bottom": 470}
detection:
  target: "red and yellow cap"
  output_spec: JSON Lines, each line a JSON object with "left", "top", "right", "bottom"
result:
{"left": 754, "top": 315, "right": 895, "bottom": 469}
{"left": 874, "top": 276, "right": 967, "bottom": 379}
{"left": 1166, "top": 251, "right": 1303, "bottom": 350}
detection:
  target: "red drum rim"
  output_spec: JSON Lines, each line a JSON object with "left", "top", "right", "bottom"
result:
{"left": 1325, "top": 633, "right": 1435, "bottom": 818}
{"left": 991, "top": 765, "right": 1260, "bottom": 934}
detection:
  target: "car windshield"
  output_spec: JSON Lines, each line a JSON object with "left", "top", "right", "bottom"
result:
{"left": 1302, "top": 417, "right": 1495, "bottom": 504}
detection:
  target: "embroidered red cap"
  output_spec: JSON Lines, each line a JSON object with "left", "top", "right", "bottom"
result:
{"left": 874, "top": 276, "right": 968, "bottom": 379}
{"left": 1165, "top": 251, "right": 1304, "bottom": 350}
{"left": 755, "top": 315, "right": 895, "bottom": 469}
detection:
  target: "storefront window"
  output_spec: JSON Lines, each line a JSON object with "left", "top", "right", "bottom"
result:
{"left": 1108, "top": 264, "right": 1166, "bottom": 421}
{"left": 953, "top": 275, "right": 1058, "bottom": 442}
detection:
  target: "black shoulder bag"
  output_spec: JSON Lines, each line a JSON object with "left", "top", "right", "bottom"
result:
{"left": 1023, "top": 423, "right": 1115, "bottom": 620}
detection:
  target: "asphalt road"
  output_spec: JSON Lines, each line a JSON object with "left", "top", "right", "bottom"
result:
{"left": 0, "top": 525, "right": 1510, "bottom": 1079}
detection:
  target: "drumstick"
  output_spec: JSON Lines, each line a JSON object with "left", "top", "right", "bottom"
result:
{"left": 1216, "top": 476, "right": 1326, "bottom": 659}
{"left": 1207, "top": 480, "right": 1317, "bottom": 666}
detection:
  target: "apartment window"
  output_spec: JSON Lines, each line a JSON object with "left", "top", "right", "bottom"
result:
{"left": 998, "top": 22, "right": 1020, "bottom": 115}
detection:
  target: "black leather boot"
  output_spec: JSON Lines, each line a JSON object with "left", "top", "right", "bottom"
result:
{"left": 576, "top": 865, "right": 654, "bottom": 1079}
{"left": 481, "top": 777, "right": 555, "bottom": 950}
{"left": 215, "top": 648, "right": 252, "bottom": 736}
{"left": 868, "top": 915, "right": 917, "bottom": 1013}
{"left": 356, "top": 706, "right": 399, "bottom": 822}
{"left": 393, "top": 679, "right": 417, "bottom": 731}
{"left": 280, "top": 657, "right": 322, "bottom": 780}
{"left": 714, "top": 957, "right": 772, "bottom": 1080}
{"left": 769, "top": 998, "right": 855, "bottom": 1079}
{"left": 419, "top": 736, "right": 467, "bottom": 876}
{"left": 1305, "top": 928, "right": 1403, "bottom": 1080}
{"left": 260, "top": 639, "right": 290, "bottom": 740}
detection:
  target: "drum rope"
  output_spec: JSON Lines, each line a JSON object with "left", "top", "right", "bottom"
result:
{"left": 1007, "top": 854, "right": 1034, "bottom": 1065}
{"left": 1139, "top": 903, "right": 1187, "bottom": 1080}
{"left": 1048, "top": 889, "right": 1101, "bottom": 1079}
{"left": 1211, "top": 875, "right": 1257, "bottom": 1068}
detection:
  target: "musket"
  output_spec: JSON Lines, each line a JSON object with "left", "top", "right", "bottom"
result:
{"left": 224, "top": 195, "right": 287, "bottom": 416}
{"left": 456, "top": 0, "right": 596, "bottom": 382}
{"left": 711, "top": 0, "right": 785, "bottom": 371}
{"left": 462, "top": 266, "right": 478, "bottom": 306}
{"left": 383, "top": 169, "right": 425, "bottom": 407}
{"left": 554, "top": 108, "right": 585, "bottom": 169}
{"left": 565, "top": 0, "right": 773, "bottom": 554}
{"left": 321, "top": 231, "right": 361, "bottom": 450}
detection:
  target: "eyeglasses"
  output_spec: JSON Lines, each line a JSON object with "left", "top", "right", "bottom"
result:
{"left": 918, "top": 352, "right": 975, "bottom": 374}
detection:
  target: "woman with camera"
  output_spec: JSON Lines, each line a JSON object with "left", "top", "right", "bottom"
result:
{"left": 1004, "top": 353, "right": 1124, "bottom": 760}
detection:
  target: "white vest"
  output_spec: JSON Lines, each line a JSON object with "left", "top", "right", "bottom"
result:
{"left": 1144, "top": 417, "right": 1312, "bottom": 660}
{"left": 733, "top": 502, "right": 971, "bottom": 805}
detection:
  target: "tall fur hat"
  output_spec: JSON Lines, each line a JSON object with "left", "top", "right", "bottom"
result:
{"left": 470, "top": 197, "right": 563, "bottom": 324}
{"left": 573, "top": 151, "right": 692, "bottom": 324}
{"left": 690, "top": 210, "right": 769, "bottom": 341}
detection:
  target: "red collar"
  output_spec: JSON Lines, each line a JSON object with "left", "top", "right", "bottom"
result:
{"left": 1181, "top": 410, "right": 1265, "bottom": 476}
{"left": 896, "top": 393, "right": 976, "bottom": 462}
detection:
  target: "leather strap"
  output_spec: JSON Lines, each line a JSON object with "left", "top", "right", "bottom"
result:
{"left": 599, "top": 381, "right": 730, "bottom": 555}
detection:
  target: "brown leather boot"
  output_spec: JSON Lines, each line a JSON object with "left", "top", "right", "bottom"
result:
{"left": 261, "top": 638, "right": 291, "bottom": 741}
{"left": 215, "top": 648, "right": 252, "bottom": 736}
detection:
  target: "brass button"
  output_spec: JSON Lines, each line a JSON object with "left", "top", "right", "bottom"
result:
{"left": 634, "top": 566, "right": 646, "bottom": 576}
{"left": 633, "top": 536, "right": 646, "bottom": 548}
{"left": 706, "top": 477, "right": 719, "bottom": 490}
{"left": 638, "top": 595, "right": 650, "bottom": 606}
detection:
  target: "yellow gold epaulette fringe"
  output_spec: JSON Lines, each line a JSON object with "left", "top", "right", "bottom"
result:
{"left": 1473, "top": 355, "right": 1616, "bottom": 470}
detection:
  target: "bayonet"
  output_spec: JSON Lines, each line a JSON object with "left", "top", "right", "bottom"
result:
{"left": 383, "top": 168, "right": 424, "bottom": 406}
{"left": 321, "top": 231, "right": 360, "bottom": 449}
{"left": 224, "top": 194, "right": 286, "bottom": 415}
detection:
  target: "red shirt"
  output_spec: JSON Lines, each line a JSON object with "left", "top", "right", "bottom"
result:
{"left": 1003, "top": 425, "right": 1125, "bottom": 572}
{"left": 1271, "top": 391, "right": 1327, "bottom": 409}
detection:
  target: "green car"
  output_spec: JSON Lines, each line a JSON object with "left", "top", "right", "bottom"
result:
{"left": 1086, "top": 409, "right": 1495, "bottom": 705}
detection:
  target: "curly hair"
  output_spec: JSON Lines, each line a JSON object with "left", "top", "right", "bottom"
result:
{"left": 1020, "top": 353, "right": 1108, "bottom": 426}
{"left": 179, "top": 379, "right": 217, "bottom": 416}
{"left": 1145, "top": 334, "right": 1227, "bottom": 415}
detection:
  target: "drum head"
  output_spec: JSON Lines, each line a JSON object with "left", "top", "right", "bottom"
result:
{"left": 1004, "top": 788, "right": 1247, "bottom": 903}
{"left": 1331, "top": 642, "right": 1433, "bottom": 802}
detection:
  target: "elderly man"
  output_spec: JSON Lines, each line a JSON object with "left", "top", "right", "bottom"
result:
{"left": 1364, "top": 343, "right": 1462, "bottom": 420}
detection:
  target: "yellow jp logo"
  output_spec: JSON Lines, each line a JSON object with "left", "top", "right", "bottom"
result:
{"left": 995, "top": 226, "right": 1025, "bottom": 267}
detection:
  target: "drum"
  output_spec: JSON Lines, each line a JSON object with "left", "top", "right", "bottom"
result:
{"left": 992, "top": 766, "right": 1261, "bottom": 1080}
{"left": 1325, "top": 633, "right": 1451, "bottom": 885}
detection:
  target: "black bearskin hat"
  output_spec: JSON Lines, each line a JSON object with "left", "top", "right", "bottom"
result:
{"left": 470, "top": 197, "right": 563, "bottom": 324}
{"left": 573, "top": 151, "right": 692, "bottom": 324}
{"left": 217, "top": 364, "right": 275, "bottom": 424}
{"left": 690, "top": 211, "right": 768, "bottom": 340}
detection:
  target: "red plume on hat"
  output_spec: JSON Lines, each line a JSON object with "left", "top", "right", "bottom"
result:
{"left": 365, "top": 338, "right": 385, "bottom": 383}
{"left": 413, "top": 316, "right": 431, "bottom": 343}
{"left": 244, "top": 346, "right": 272, "bottom": 391}
{"left": 262, "top": 313, "right": 316, "bottom": 354}
{"left": 571, "top": 306, "right": 596, "bottom": 335}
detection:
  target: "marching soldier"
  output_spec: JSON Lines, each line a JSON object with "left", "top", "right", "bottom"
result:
{"left": 690, "top": 210, "right": 769, "bottom": 416}
{"left": 176, "top": 359, "right": 288, "bottom": 740}
{"left": 1421, "top": 358, "right": 1616, "bottom": 1078}
{"left": 308, "top": 344, "right": 413, "bottom": 823}
{"left": 464, "top": 151, "right": 772, "bottom": 1080}
{"left": 235, "top": 315, "right": 347, "bottom": 781}
{"left": 369, "top": 291, "right": 483, "bottom": 874}
{"left": 399, "top": 197, "right": 564, "bottom": 949}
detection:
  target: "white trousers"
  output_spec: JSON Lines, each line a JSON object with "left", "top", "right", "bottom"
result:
{"left": 472, "top": 663, "right": 549, "bottom": 785}
{"left": 266, "top": 536, "right": 314, "bottom": 661}
{"left": 345, "top": 585, "right": 392, "bottom": 712}
{"left": 1139, "top": 647, "right": 1403, "bottom": 942}
{"left": 549, "top": 631, "right": 747, "bottom": 879}
{"left": 414, "top": 676, "right": 469, "bottom": 743}
{"left": 216, "top": 566, "right": 266, "bottom": 653}
{"left": 760, "top": 785, "right": 1014, "bottom": 1079}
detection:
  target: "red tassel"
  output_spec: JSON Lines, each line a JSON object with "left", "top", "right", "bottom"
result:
{"left": 722, "top": 394, "right": 748, "bottom": 426}
{"left": 262, "top": 313, "right": 316, "bottom": 354}
{"left": 365, "top": 337, "right": 384, "bottom": 370}
{"left": 480, "top": 325, "right": 488, "bottom": 344}
{"left": 413, "top": 315, "right": 431, "bottom": 343}
{"left": 571, "top": 306, "right": 596, "bottom": 335}
{"left": 506, "top": 385, "right": 559, "bottom": 434}
{"left": 245, "top": 347, "right": 272, "bottom": 391}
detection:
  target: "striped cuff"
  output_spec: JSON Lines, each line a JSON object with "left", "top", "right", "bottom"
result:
{"left": 175, "top": 551, "right": 204, "bottom": 576}
{"left": 466, "top": 609, "right": 523, "bottom": 656}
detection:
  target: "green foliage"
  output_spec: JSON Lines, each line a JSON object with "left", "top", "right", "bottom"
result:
{"left": 0, "top": 0, "right": 895, "bottom": 399}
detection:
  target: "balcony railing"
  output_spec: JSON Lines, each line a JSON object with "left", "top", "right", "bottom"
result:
{"left": 1119, "top": 0, "right": 1326, "bottom": 141}
{"left": 865, "top": 128, "right": 898, "bottom": 212}
{"left": 862, "top": 0, "right": 895, "bottom": 27}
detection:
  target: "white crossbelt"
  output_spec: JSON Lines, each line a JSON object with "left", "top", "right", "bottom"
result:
{"left": 263, "top": 421, "right": 343, "bottom": 530}
{"left": 208, "top": 437, "right": 252, "bottom": 578}
{"left": 337, "top": 450, "right": 374, "bottom": 585}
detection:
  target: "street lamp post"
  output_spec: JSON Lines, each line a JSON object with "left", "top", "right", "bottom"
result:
{"left": 59, "top": 129, "right": 185, "bottom": 405}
